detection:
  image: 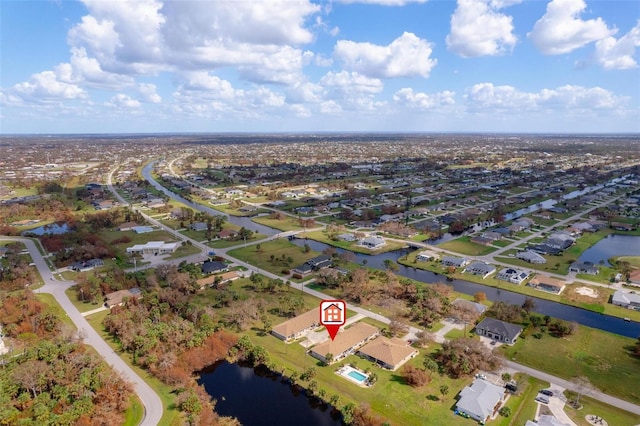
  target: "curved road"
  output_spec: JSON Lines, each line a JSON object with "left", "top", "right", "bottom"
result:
{"left": 1, "top": 237, "right": 163, "bottom": 426}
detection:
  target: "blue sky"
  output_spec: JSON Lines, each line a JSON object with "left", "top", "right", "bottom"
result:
{"left": 1, "top": 0, "right": 639, "bottom": 134}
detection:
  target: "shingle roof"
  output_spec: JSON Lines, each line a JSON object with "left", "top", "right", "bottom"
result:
{"left": 358, "top": 336, "right": 417, "bottom": 370}
{"left": 311, "top": 322, "right": 378, "bottom": 357}
{"left": 456, "top": 379, "right": 504, "bottom": 421}
{"left": 272, "top": 309, "right": 319, "bottom": 339}
{"left": 475, "top": 317, "right": 522, "bottom": 342}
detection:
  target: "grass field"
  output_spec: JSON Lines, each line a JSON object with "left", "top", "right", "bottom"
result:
{"left": 563, "top": 393, "right": 640, "bottom": 426}
{"left": 304, "top": 229, "right": 407, "bottom": 255}
{"left": 494, "top": 375, "right": 548, "bottom": 426}
{"left": 501, "top": 325, "right": 640, "bottom": 404}
{"left": 227, "top": 238, "right": 320, "bottom": 276}
{"left": 252, "top": 215, "right": 305, "bottom": 232}
{"left": 438, "top": 236, "right": 499, "bottom": 256}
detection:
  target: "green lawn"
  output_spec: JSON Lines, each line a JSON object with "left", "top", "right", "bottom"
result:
{"left": 123, "top": 395, "right": 144, "bottom": 426}
{"left": 252, "top": 215, "right": 305, "bottom": 232}
{"left": 563, "top": 393, "right": 640, "bottom": 426}
{"left": 249, "top": 330, "right": 475, "bottom": 425}
{"left": 65, "top": 286, "right": 104, "bottom": 313}
{"left": 438, "top": 236, "right": 499, "bottom": 256}
{"left": 494, "top": 375, "right": 548, "bottom": 426}
{"left": 304, "top": 229, "right": 407, "bottom": 255}
{"left": 227, "top": 238, "right": 319, "bottom": 276}
{"left": 501, "top": 325, "right": 640, "bottom": 404}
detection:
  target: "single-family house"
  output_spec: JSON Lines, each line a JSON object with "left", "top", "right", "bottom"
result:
{"left": 496, "top": 267, "right": 529, "bottom": 285}
{"left": 442, "top": 256, "right": 470, "bottom": 268}
{"left": 126, "top": 241, "right": 179, "bottom": 255}
{"left": 117, "top": 222, "right": 139, "bottom": 232}
{"left": 271, "top": 309, "right": 320, "bottom": 343}
{"left": 464, "top": 262, "right": 497, "bottom": 279}
{"left": 310, "top": 322, "right": 379, "bottom": 365}
{"left": 131, "top": 226, "right": 154, "bottom": 234}
{"left": 569, "top": 261, "right": 599, "bottom": 275}
{"left": 471, "top": 236, "right": 495, "bottom": 246}
{"left": 69, "top": 258, "right": 105, "bottom": 272}
{"left": 105, "top": 287, "right": 142, "bottom": 308}
{"left": 528, "top": 276, "right": 566, "bottom": 294}
{"left": 357, "top": 336, "right": 418, "bottom": 371}
{"left": 218, "top": 229, "right": 237, "bottom": 239}
{"left": 475, "top": 317, "right": 522, "bottom": 344}
{"left": 416, "top": 250, "right": 439, "bottom": 262}
{"left": 190, "top": 222, "right": 208, "bottom": 232}
{"left": 337, "top": 233, "right": 357, "bottom": 242}
{"left": 202, "top": 260, "right": 228, "bottom": 275}
{"left": 517, "top": 250, "right": 547, "bottom": 264}
{"left": 455, "top": 379, "right": 506, "bottom": 423}
{"left": 629, "top": 269, "right": 640, "bottom": 286}
{"left": 611, "top": 290, "right": 640, "bottom": 310}
{"left": 292, "top": 255, "right": 333, "bottom": 278}
{"left": 452, "top": 298, "right": 487, "bottom": 315}
{"left": 360, "top": 236, "right": 386, "bottom": 249}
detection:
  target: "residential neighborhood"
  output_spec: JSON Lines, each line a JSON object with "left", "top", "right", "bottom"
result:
{"left": 1, "top": 133, "right": 639, "bottom": 426}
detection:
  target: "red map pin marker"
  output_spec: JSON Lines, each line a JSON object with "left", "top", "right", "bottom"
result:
{"left": 320, "top": 300, "right": 346, "bottom": 341}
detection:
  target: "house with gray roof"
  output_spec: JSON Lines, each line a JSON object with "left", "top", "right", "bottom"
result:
{"left": 360, "top": 236, "right": 386, "bottom": 249}
{"left": 475, "top": 317, "right": 522, "bottom": 344}
{"left": 517, "top": 250, "right": 547, "bottom": 264}
{"left": 496, "top": 267, "right": 529, "bottom": 284}
{"left": 569, "top": 261, "right": 599, "bottom": 275}
{"left": 441, "top": 256, "right": 469, "bottom": 268}
{"left": 455, "top": 379, "right": 505, "bottom": 423}
{"left": 611, "top": 290, "right": 640, "bottom": 311}
{"left": 464, "top": 261, "right": 497, "bottom": 279}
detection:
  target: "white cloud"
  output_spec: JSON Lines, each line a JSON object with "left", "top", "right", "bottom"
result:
{"left": 137, "top": 83, "right": 162, "bottom": 103}
{"left": 105, "top": 94, "right": 142, "bottom": 109}
{"left": 465, "top": 82, "right": 626, "bottom": 112}
{"left": 446, "top": 0, "right": 518, "bottom": 57}
{"left": 334, "top": 32, "right": 437, "bottom": 78}
{"left": 595, "top": 21, "right": 640, "bottom": 70}
{"left": 393, "top": 88, "right": 456, "bottom": 109}
{"left": 320, "top": 71, "right": 383, "bottom": 94}
{"left": 528, "top": 0, "right": 614, "bottom": 55}
{"left": 9, "top": 70, "right": 87, "bottom": 102}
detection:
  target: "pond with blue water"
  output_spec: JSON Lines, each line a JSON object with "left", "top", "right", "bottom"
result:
{"left": 578, "top": 234, "right": 640, "bottom": 266}
{"left": 197, "top": 361, "right": 341, "bottom": 426}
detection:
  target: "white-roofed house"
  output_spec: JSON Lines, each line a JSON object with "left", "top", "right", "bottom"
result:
{"left": 455, "top": 379, "right": 505, "bottom": 423}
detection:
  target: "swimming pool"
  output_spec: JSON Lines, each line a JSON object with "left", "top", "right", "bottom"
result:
{"left": 347, "top": 370, "right": 367, "bottom": 383}
{"left": 338, "top": 366, "right": 369, "bottom": 386}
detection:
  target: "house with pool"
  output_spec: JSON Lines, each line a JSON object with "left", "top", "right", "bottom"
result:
{"left": 310, "top": 322, "right": 379, "bottom": 365}
{"left": 357, "top": 336, "right": 418, "bottom": 371}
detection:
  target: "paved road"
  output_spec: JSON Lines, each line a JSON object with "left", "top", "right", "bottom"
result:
{"left": 504, "top": 360, "right": 640, "bottom": 416}
{"left": 126, "top": 163, "right": 640, "bottom": 419}
{"left": 1, "top": 237, "right": 163, "bottom": 426}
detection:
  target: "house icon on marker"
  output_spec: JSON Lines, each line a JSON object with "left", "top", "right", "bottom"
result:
{"left": 322, "top": 302, "right": 344, "bottom": 324}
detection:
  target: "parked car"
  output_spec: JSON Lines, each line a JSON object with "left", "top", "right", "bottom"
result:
{"left": 540, "top": 389, "right": 554, "bottom": 397}
{"left": 535, "top": 395, "right": 550, "bottom": 404}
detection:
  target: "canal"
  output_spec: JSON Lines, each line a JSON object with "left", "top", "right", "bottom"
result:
{"left": 143, "top": 162, "right": 640, "bottom": 338}
{"left": 291, "top": 238, "right": 640, "bottom": 338}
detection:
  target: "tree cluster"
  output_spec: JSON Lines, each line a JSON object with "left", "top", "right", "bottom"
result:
{"left": 433, "top": 337, "right": 502, "bottom": 378}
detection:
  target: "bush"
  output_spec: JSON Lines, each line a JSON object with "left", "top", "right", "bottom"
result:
{"left": 499, "top": 406, "right": 511, "bottom": 417}
{"left": 402, "top": 365, "right": 430, "bottom": 387}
